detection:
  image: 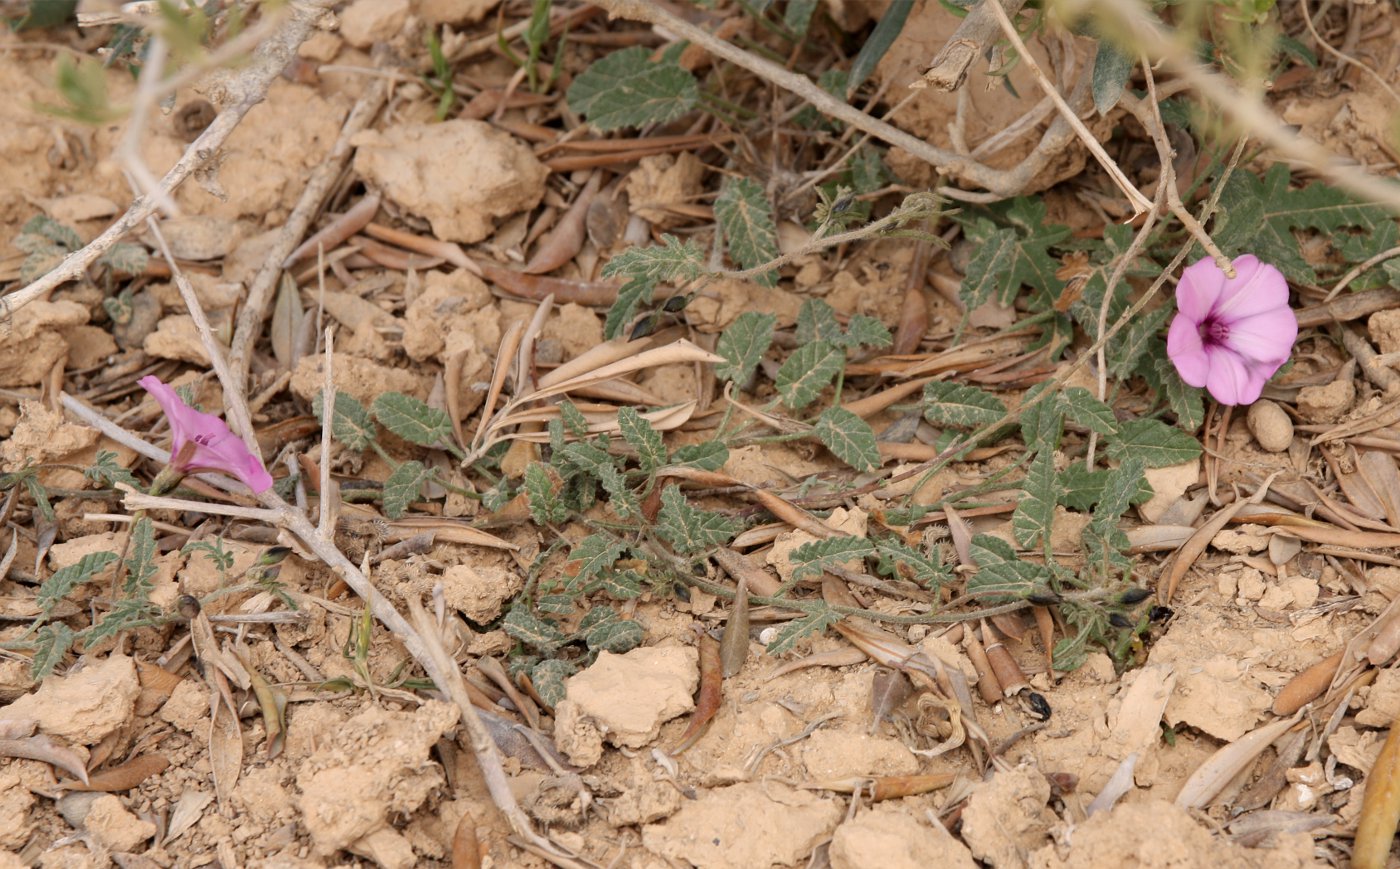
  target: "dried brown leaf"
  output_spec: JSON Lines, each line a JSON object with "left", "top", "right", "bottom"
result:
{"left": 61, "top": 754, "right": 168, "bottom": 792}
{"left": 1355, "top": 710, "right": 1400, "bottom": 869}
{"left": 0, "top": 733, "right": 89, "bottom": 783}
{"left": 1175, "top": 712, "right": 1303, "bottom": 809}
{"left": 868, "top": 667, "right": 912, "bottom": 733}
{"left": 524, "top": 172, "right": 600, "bottom": 274}
{"left": 671, "top": 634, "right": 722, "bottom": 755}
{"left": 719, "top": 577, "right": 750, "bottom": 678}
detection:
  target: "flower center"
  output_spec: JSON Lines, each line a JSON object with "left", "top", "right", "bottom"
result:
{"left": 1200, "top": 317, "right": 1229, "bottom": 345}
{"left": 193, "top": 434, "right": 215, "bottom": 446}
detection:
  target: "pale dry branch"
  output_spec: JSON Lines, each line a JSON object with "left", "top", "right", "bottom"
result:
{"left": 592, "top": 0, "right": 1052, "bottom": 198}
{"left": 921, "top": 0, "right": 1031, "bottom": 91}
{"left": 982, "top": 0, "right": 1153, "bottom": 216}
{"left": 1, "top": 1, "right": 331, "bottom": 319}
{"left": 227, "top": 67, "right": 390, "bottom": 387}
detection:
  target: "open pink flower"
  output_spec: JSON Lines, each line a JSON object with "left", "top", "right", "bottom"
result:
{"left": 139, "top": 375, "right": 273, "bottom": 493}
{"left": 1166, "top": 255, "right": 1297, "bottom": 406}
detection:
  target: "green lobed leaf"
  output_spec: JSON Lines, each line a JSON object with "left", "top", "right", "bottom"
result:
{"left": 1091, "top": 456, "right": 1146, "bottom": 535}
{"left": 1154, "top": 356, "right": 1205, "bottom": 432}
{"left": 371, "top": 393, "right": 454, "bottom": 449}
{"left": 313, "top": 390, "right": 377, "bottom": 452}
{"left": 967, "top": 535, "right": 1054, "bottom": 602}
{"left": 958, "top": 224, "right": 1019, "bottom": 309}
{"left": 784, "top": 0, "right": 819, "bottom": 36}
{"left": 796, "top": 299, "right": 843, "bottom": 345}
{"left": 618, "top": 406, "right": 666, "bottom": 474}
{"left": 20, "top": 214, "right": 81, "bottom": 251}
{"left": 582, "top": 615, "right": 644, "bottom": 653}
{"left": 1059, "top": 387, "right": 1119, "bottom": 436}
{"left": 530, "top": 658, "right": 576, "bottom": 707}
{"left": 524, "top": 463, "right": 567, "bottom": 525}
{"left": 556, "top": 439, "right": 616, "bottom": 478}
{"left": 1012, "top": 448, "right": 1057, "bottom": 549}
{"left": 84, "top": 450, "right": 139, "bottom": 488}
{"left": 813, "top": 407, "right": 881, "bottom": 472}
{"left": 382, "top": 460, "right": 428, "bottom": 519}
{"left": 604, "top": 276, "right": 653, "bottom": 340}
{"left": 656, "top": 485, "right": 741, "bottom": 555}
{"left": 1214, "top": 164, "right": 1391, "bottom": 283}
{"left": 1057, "top": 464, "right": 1153, "bottom": 511}
{"left": 537, "top": 594, "right": 576, "bottom": 616}
{"left": 845, "top": 315, "right": 893, "bottom": 350}
{"left": 566, "top": 46, "right": 700, "bottom": 131}
{"left": 764, "top": 606, "right": 841, "bottom": 655}
{"left": 122, "top": 517, "right": 158, "bottom": 598}
{"left": 1091, "top": 40, "right": 1134, "bottom": 114}
{"left": 566, "top": 534, "right": 627, "bottom": 589}
{"left": 37, "top": 551, "right": 118, "bottom": 615}
{"left": 1108, "top": 304, "right": 1172, "bottom": 379}
{"left": 668, "top": 441, "right": 729, "bottom": 472}
{"left": 922, "top": 381, "right": 1008, "bottom": 429}
{"left": 31, "top": 623, "right": 76, "bottom": 679}
{"left": 503, "top": 607, "right": 567, "bottom": 652}
{"left": 597, "top": 568, "right": 644, "bottom": 600}
{"left": 873, "top": 539, "right": 949, "bottom": 590}
{"left": 789, "top": 536, "right": 876, "bottom": 581}
{"left": 716, "top": 311, "right": 776, "bottom": 384}
{"left": 715, "top": 177, "right": 780, "bottom": 285}
{"left": 1105, "top": 418, "right": 1203, "bottom": 468}
{"left": 775, "top": 340, "right": 845, "bottom": 410}
{"left": 1018, "top": 382, "right": 1063, "bottom": 452}
{"left": 559, "top": 400, "right": 591, "bottom": 437}
{"left": 601, "top": 233, "right": 706, "bottom": 285}
{"left": 597, "top": 463, "right": 641, "bottom": 520}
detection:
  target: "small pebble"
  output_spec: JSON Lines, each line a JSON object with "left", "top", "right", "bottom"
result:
{"left": 1247, "top": 399, "right": 1293, "bottom": 452}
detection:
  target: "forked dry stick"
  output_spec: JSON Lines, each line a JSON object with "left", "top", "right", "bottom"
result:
{"left": 980, "top": 0, "right": 1154, "bottom": 217}
{"left": 1, "top": 1, "right": 332, "bottom": 319}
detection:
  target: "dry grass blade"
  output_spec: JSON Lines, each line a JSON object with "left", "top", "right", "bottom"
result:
{"left": 1174, "top": 711, "right": 1303, "bottom": 809}
{"left": 475, "top": 319, "right": 526, "bottom": 447}
{"left": 477, "top": 259, "right": 619, "bottom": 306}
{"left": 1161, "top": 475, "right": 1278, "bottom": 604}
{"left": 714, "top": 547, "right": 783, "bottom": 597}
{"left": 529, "top": 340, "right": 722, "bottom": 401}
{"left": 283, "top": 192, "right": 381, "bottom": 268}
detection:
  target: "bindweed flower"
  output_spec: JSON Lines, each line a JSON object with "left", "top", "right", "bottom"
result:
{"left": 139, "top": 375, "right": 273, "bottom": 493}
{"left": 1166, "top": 254, "right": 1297, "bottom": 406}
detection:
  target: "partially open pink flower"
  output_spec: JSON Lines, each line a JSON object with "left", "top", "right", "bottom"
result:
{"left": 1166, "top": 255, "right": 1297, "bottom": 406}
{"left": 139, "top": 375, "right": 273, "bottom": 493}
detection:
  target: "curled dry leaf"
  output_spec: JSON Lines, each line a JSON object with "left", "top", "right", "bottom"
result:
{"left": 1175, "top": 711, "right": 1304, "bottom": 810}
{"left": 59, "top": 754, "right": 169, "bottom": 792}
{"left": 802, "top": 772, "right": 956, "bottom": 801}
{"left": 719, "top": 577, "right": 751, "bottom": 678}
{"left": 524, "top": 172, "right": 601, "bottom": 274}
{"left": 1272, "top": 649, "right": 1344, "bottom": 716}
{"left": 0, "top": 733, "right": 90, "bottom": 784}
{"left": 1086, "top": 753, "right": 1138, "bottom": 816}
{"left": 670, "top": 633, "right": 722, "bottom": 756}
{"left": 1353, "top": 710, "right": 1400, "bottom": 869}
{"left": 452, "top": 813, "right": 483, "bottom": 869}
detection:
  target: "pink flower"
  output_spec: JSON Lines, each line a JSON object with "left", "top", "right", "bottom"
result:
{"left": 139, "top": 376, "right": 273, "bottom": 493}
{"left": 1166, "top": 255, "right": 1297, "bottom": 406}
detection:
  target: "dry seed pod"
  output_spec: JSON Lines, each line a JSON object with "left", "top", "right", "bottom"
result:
{"left": 963, "top": 630, "right": 1003, "bottom": 706}
{"left": 982, "top": 623, "right": 1029, "bottom": 698}
{"left": 1272, "top": 649, "right": 1345, "bottom": 716}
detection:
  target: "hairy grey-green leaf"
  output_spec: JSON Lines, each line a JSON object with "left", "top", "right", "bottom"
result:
{"left": 503, "top": 607, "right": 567, "bottom": 653}
{"left": 530, "top": 658, "right": 576, "bottom": 706}
{"left": 656, "top": 485, "right": 741, "bottom": 555}
{"left": 618, "top": 406, "right": 666, "bottom": 474}
{"left": 922, "top": 381, "right": 1008, "bottom": 429}
{"left": 524, "top": 463, "right": 567, "bottom": 525}
{"left": 566, "top": 46, "right": 699, "bottom": 131}
{"left": 567, "top": 534, "right": 627, "bottom": 589}
{"left": 1060, "top": 387, "right": 1119, "bottom": 436}
{"left": 716, "top": 311, "right": 776, "bottom": 384}
{"left": 1012, "top": 448, "right": 1057, "bottom": 549}
{"left": 1105, "top": 418, "right": 1202, "bottom": 468}
{"left": 764, "top": 607, "right": 841, "bottom": 655}
{"left": 715, "top": 177, "right": 780, "bottom": 285}
{"left": 382, "top": 460, "right": 427, "bottom": 519}
{"left": 37, "top": 551, "right": 118, "bottom": 615}
{"left": 775, "top": 340, "right": 844, "bottom": 409}
{"left": 313, "top": 390, "right": 376, "bottom": 452}
{"left": 372, "top": 393, "right": 453, "bottom": 448}
{"left": 814, "top": 407, "right": 881, "bottom": 472}
{"left": 789, "top": 536, "right": 876, "bottom": 581}
{"left": 668, "top": 441, "right": 729, "bottom": 472}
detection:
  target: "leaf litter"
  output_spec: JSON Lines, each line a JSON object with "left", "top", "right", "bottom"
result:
{"left": 1, "top": 0, "right": 1400, "bottom": 867}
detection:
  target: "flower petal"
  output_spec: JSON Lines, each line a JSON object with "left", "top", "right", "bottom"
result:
{"left": 139, "top": 375, "right": 273, "bottom": 493}
{"left": 1166, "top": 314, "right": 1210, "bottom": 387}
{"left": 1212, "top": 256, "right": 1290, "bottom": 322}
{"left": 1225, "top": 305, "right": 1298, "bottom": 367}
{"left": 1176, "top": 257, "right": 1227, "bottom": 323}
{"left": 1203, "top": 347, "right": 1263, "bottom": 405}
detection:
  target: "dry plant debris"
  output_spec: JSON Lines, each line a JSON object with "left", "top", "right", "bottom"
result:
{"left": 2, "top": 0, "right": 1400, "bottom": 866}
